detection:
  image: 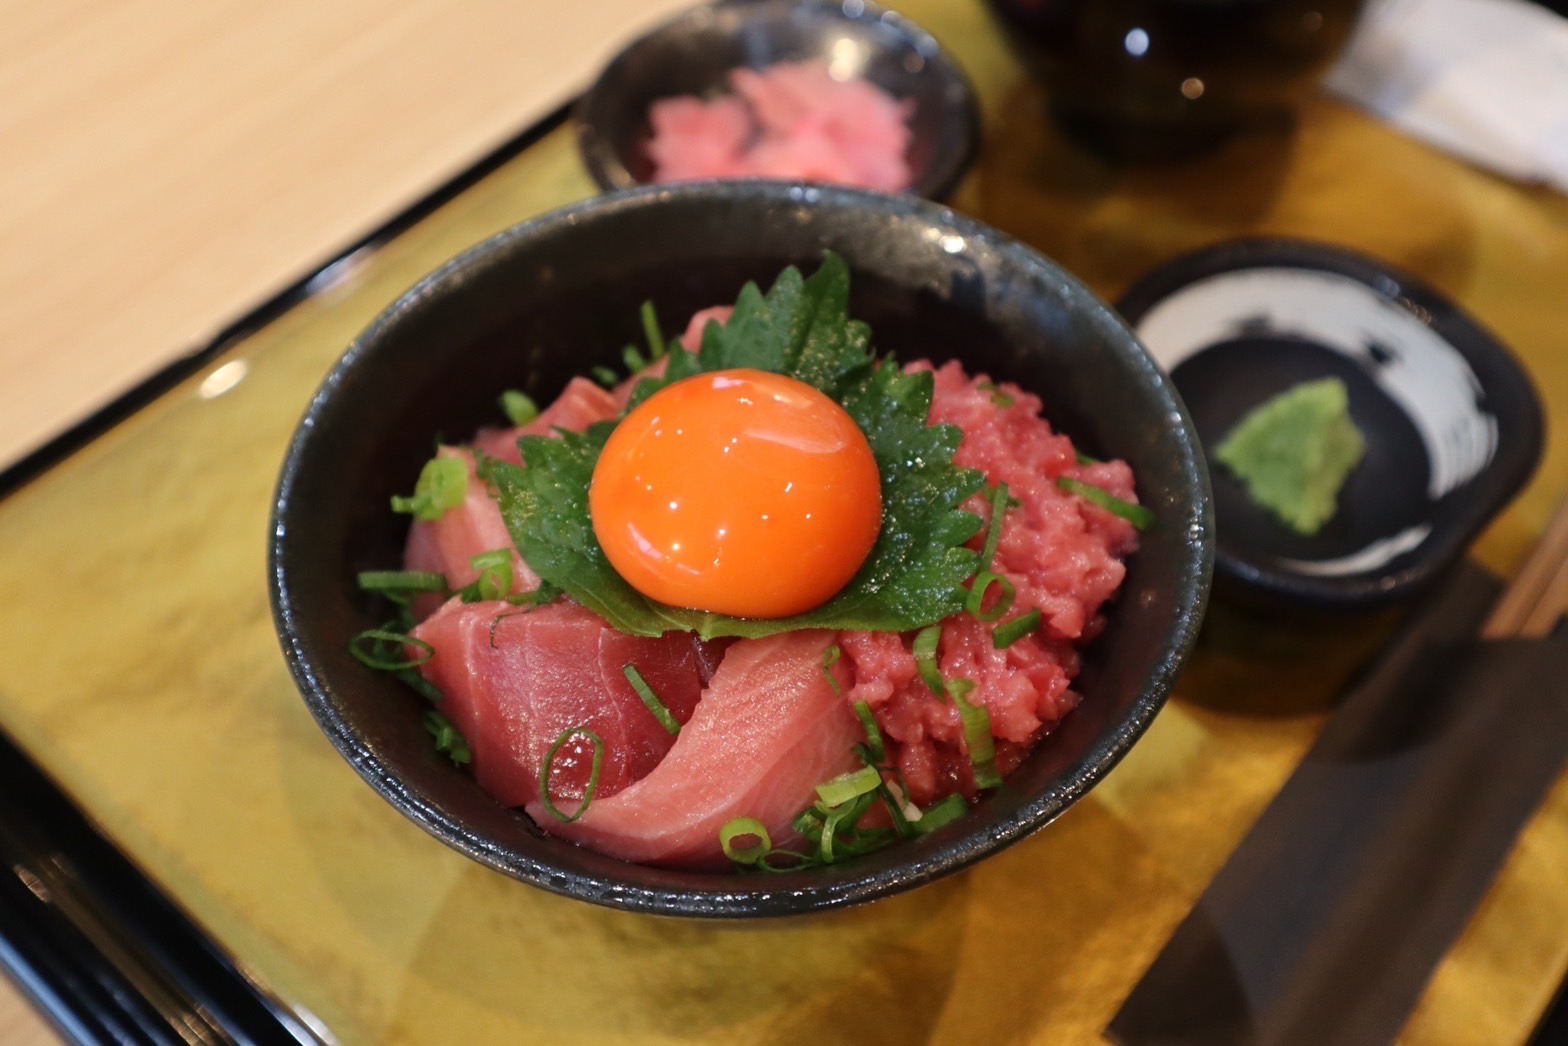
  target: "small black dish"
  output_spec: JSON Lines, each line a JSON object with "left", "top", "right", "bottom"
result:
{"left": 270, "top": 182, "right": 1211, "bottom": 918}
{"left": 574, "top": 0, "right": 981, "bottom": 200}
{"left": 1117, "top": 237, "right": 1543, "bottom": 612}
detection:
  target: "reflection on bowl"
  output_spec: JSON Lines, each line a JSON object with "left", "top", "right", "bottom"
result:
{"left": 269, "top": 182, "right": 1211, "bottom": 917}
{"left": 575, "top": 0, "right": 981, "bottom": 199}
{"left": 1118, "top": 237, "right": 1543, "bottom": 612}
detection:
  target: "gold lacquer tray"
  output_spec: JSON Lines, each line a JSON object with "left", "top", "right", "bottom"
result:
{"left": 2, "top": 2, "right": 1567, "bottom": 1041}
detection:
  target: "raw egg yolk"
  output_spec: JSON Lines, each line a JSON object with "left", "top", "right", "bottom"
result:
{"left": 589, "top": 368, "right": 882, "bottom": 618}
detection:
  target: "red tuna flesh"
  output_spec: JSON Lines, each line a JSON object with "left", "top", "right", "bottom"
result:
{"left": 528, "top": 630, "right": 862, "bottom": 869}
{"left": 677, "top": 306, "right": 732, "bottom": 351}
{"left": 832, "top": 361, "right": 1142, "bottom": 807}
{"left": 470, "top": 376, "right": 620, "bottom": 465}
{"left": 412, "top": 599, "right": 706, "bottom": 809}
{"left": 402, "top": 447, "right": 538, "bottom": 619}
{"left": 403, "top": 379, "right": 619, "bottom": 618}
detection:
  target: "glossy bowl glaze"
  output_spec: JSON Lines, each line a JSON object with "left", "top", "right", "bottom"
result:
{"left": 1117, "top": 237, "right": 1542, "bottom": 613}
{"left": 983, "top": 0, "right": 1367, "bottom": 162}
{"left": 575, "top": 0, "right": 980, "bottom": 200}
{"left": 270, "top": 182, "right": 1212, "bottom": 917}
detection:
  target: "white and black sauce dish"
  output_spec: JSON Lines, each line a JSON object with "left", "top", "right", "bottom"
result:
{"left": 1117, "top": 237, "right": 1543, "bottom": 613}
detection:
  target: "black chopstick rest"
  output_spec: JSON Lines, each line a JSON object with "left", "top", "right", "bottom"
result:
{"left": 1109, "top": 563, "right": 1568, "bottom": 1046}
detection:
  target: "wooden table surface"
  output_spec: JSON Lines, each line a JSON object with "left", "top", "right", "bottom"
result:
{"left": 0, "top": 0, "right": 690, "bottom": 1037}
{"left": 0, "top": 0, "right": 689, "bottom": 473}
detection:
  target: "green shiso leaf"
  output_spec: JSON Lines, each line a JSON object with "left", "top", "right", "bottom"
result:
{"left": 487, "top": 253, "right": 985, "bottom": 641}
{"left": 1214, "top": 377, "right": 1366, "bottom": 536}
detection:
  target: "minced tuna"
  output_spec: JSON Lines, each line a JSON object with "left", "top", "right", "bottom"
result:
{"left": 838, "top": 361, "right": 1140, "bottom": 806}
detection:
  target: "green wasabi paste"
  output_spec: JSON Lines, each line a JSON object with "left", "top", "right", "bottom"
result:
{"left": 1214, "top": 377, "right": 1366, "bottom": 536}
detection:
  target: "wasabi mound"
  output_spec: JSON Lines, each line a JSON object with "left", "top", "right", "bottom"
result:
{"left": 1214, "top": 377, "right": 1366, "bottom": 536}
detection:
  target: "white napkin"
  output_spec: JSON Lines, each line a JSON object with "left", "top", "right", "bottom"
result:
{"left": 1324, "top": 0, "right": 1568, "bottom": 192}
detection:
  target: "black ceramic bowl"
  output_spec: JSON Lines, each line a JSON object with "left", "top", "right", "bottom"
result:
{"left": 270, "top": 182, "right": 1212, "bottom": 917}
{"left": 983, "top": 0, "right": 1367, "bottom": 162}
{"left": 575, "top": 0, "right": 980, "bottom": 200}
{"left": 1117, "top": 238, "right": 1543, "bottom": 612}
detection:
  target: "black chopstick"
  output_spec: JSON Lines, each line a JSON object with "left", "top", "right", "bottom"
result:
{"left": 0, "top": 724, "right": 326, "bottom": 1044}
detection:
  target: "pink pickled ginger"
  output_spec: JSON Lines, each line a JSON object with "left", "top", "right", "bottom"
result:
{"left": 646, "top": 60, "right": 913, "bottom": 192}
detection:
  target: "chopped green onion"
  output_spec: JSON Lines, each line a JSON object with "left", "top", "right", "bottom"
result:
{"left": 792, "top": 806, "right": 825, "bottom": 841}
{"left": 852, "top": 700, "right": 885, "bottom": 762}
{"left": 947, "top": 679, "right": 1003, "bottom": 790}
{"left": 486, "top": 609, "right": 536, "bottom": 649}
{"left": 538, "top": 727, "right": 603, "bottom": 823}
{"left": 819, "top": 810, "right": 842, "bottom": 863}
{"left": 1075, "top": 449, "right": 1101, "bottom": 466}
{"left": 397, "top": 668, "right": 444, "bottom": 703}
{"left": 390, "top": 454, "right": 467, "bottom": 521}
{"left": 356, "top": 570, "right": 449, "bottom": 601}
{"left": 993, "top": 608, "right": 1043, "bottom": 649}
{"left": 465, "top": 548, "right": 513, "bottom": 602}
{"left": 965, "top": 571, "right": 1016, "bottom": 622}
{"left": 349, "top": 629, "right": 434, "bottom": 671}
{"left": 912, "top": 624, "right": 945, "bottom": 699}
{"left": 876, "top": 776, "right": 915, "bottom": 838}
{"left": 423, "top": 710, "right": 472, "bottom": 766}
{"left": 815, "top": 765, "right": 883, "bottom": 808}
{"left": 818, "top": 792, "right": 887, "bottom": 863}
{"left": 499, "top": 389, "right": 539, "bottom": 427}
{"left": 640, "top": 301, "right": 667, "bottom": 360}
{"left": 980, "top": 481, "right": 1010, "bottom": 572}
{"left": 590, "top": 364, "right": 619, "bottom": 387}
{"left": 912, "top": 793, "right": 968, "bottom": 834}
{"left": 1057, "top": 476, "right": 1155, "bottom": 530}
{"left": 755, "top": 848, "right": 817, "bottom": 873}
{"left": 821, "top": 644, "right": 843, "bottom": 695}
{"left": 786, "top": 785, "right": 902, "bottom": 867}
{"left": 720, "top": 818, "right": 773, "bottom": 865}
{"left": 507, "top": 580, "right": 561, "bottom": 608}
{"left": 623, "top": 664, "right": 680, "bottom": 735}
{"left": 622, "top": 345, "right": 647, "bottom": 372}
{"left": 977, "top": 381, "right": 1015, "bottom": 408}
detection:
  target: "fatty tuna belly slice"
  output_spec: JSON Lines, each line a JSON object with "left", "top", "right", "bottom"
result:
{"left": 529, "top": 630, "right": 863, "bottom": 870}
{"left": 411, "top": 599, "right": 704, "bottom": 809}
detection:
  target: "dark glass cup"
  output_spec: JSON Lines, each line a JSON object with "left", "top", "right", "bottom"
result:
{"left": 985, "top": 0, "right": 1367, "bottom": 161}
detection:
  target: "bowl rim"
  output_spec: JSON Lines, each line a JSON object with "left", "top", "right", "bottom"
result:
{"left": 572, "top": 0, "right": 982, "bottom": 202}
{"left": 1116, "top": 235, "right": 1544, "bottom": 610}
{"left": 270, "top": 181, "right": 1213, "bottom": 916}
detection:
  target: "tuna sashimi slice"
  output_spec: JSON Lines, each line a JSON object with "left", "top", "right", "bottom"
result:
{"left": 404, "top": 378, "right": 620, "bottom": 618}
{"left": 528, "top": 630, "right": 862, "bottom": 869}
{"left": 403, "top": 447, "right": 538, "bottom": 619}
{"left": 677, "top": 305, "right": 733, "bottom": 351}
{"left": 412, "top": 599, "right": 705, "bottom": 808}
{"left": 471, "top": 377, "right": 620, "bottom": 465}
